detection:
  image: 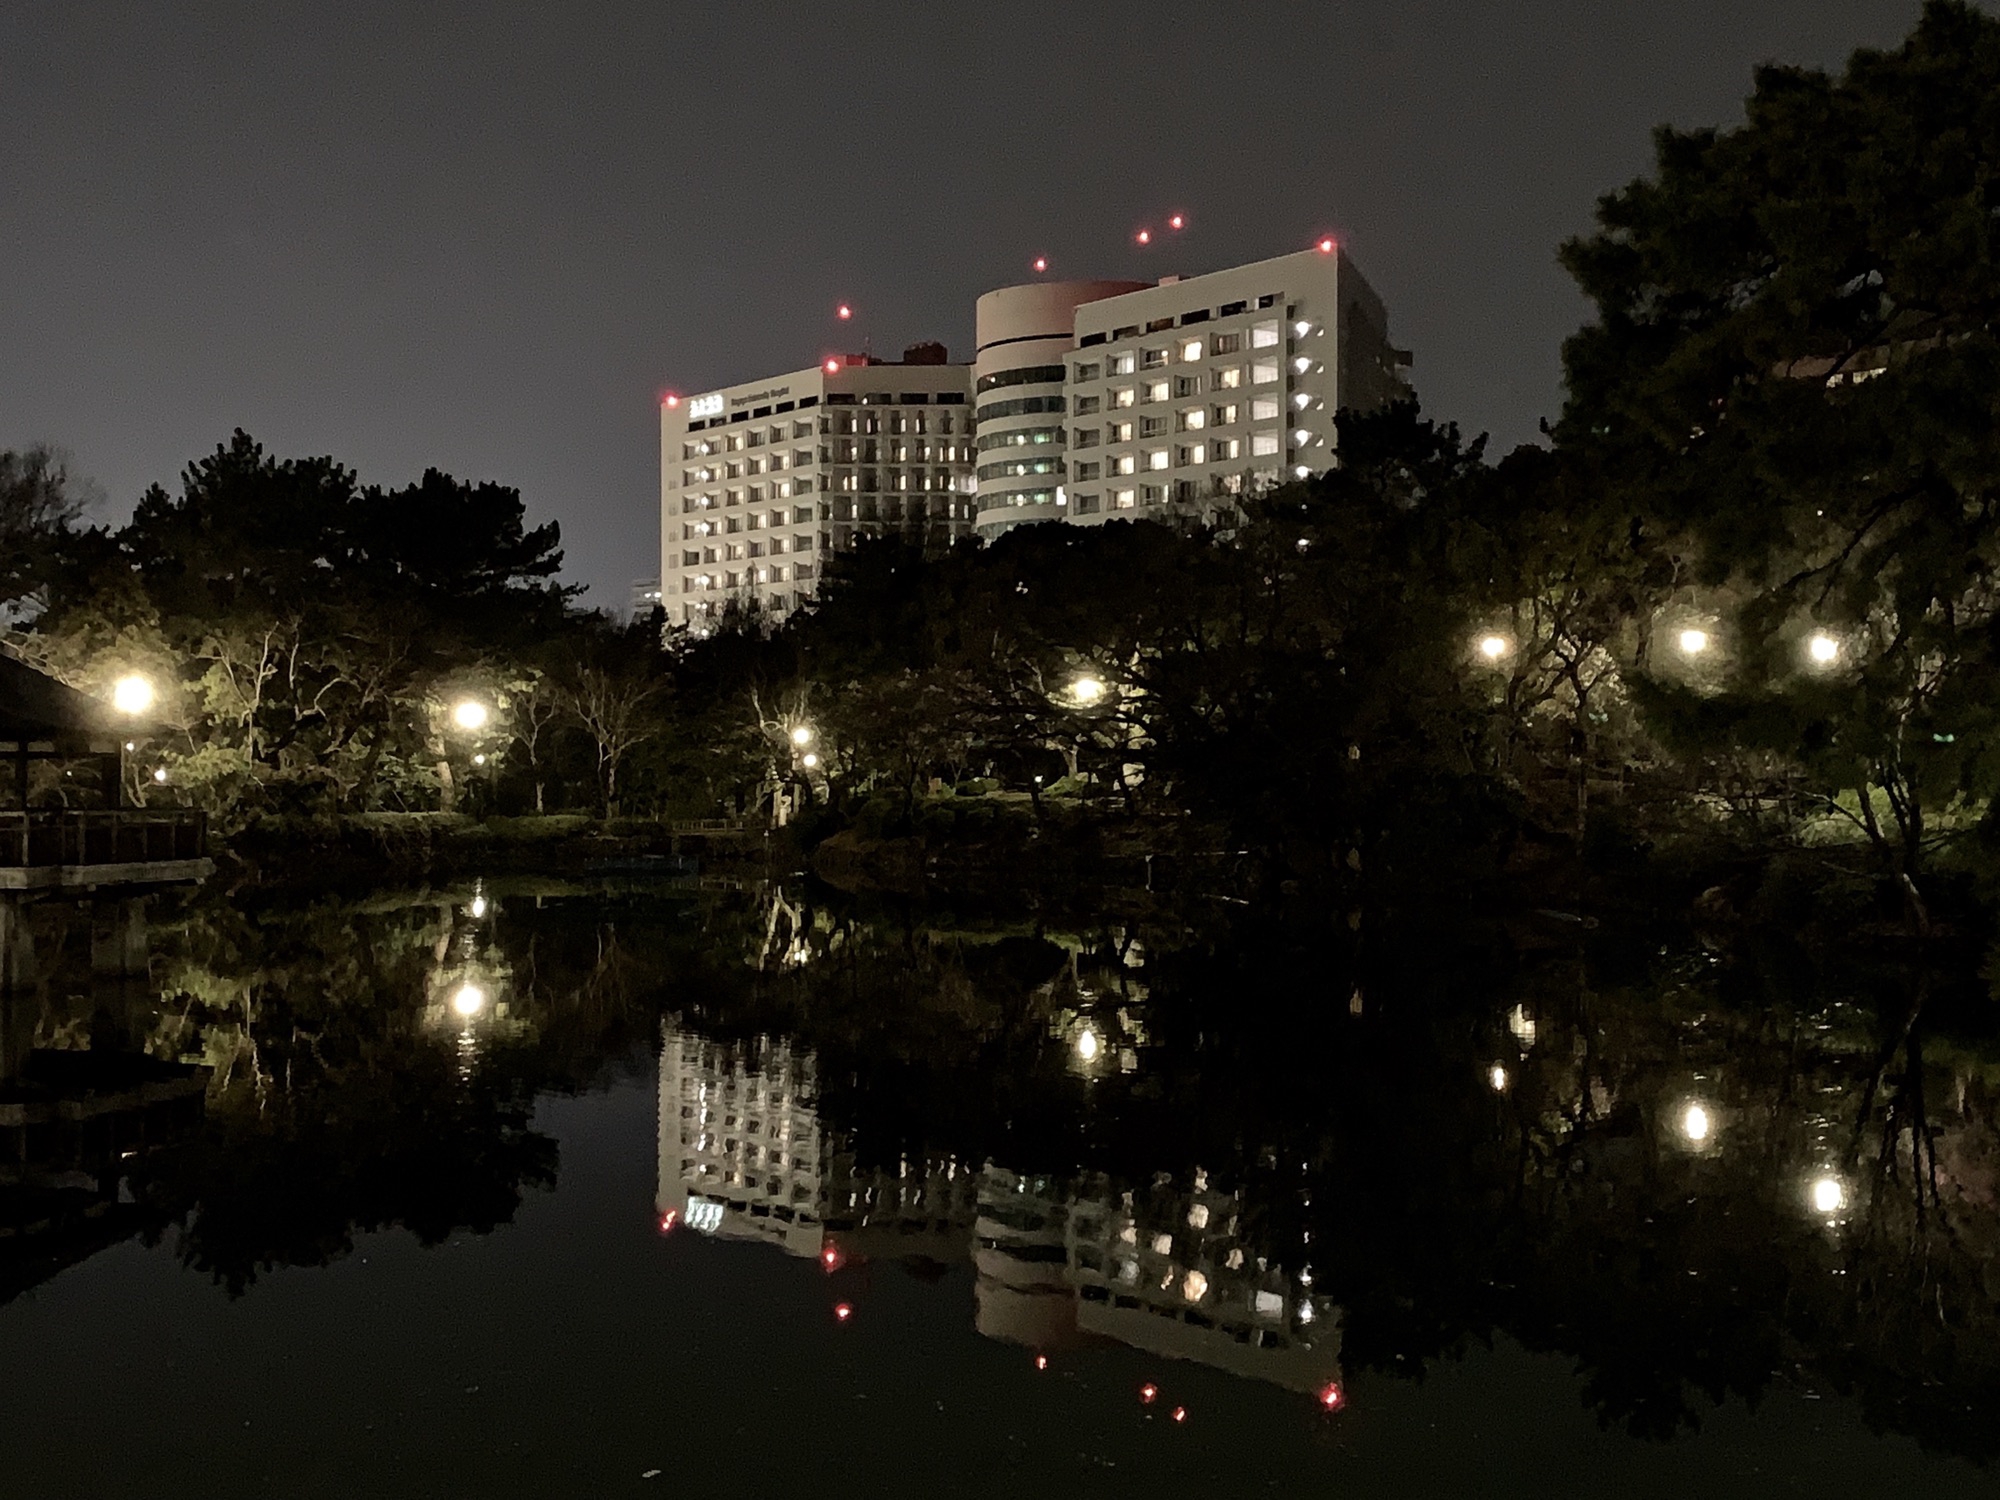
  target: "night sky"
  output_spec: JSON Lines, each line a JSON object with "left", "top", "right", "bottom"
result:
{"left": 1, "top": 1, "right": 1933, "bottom": 607}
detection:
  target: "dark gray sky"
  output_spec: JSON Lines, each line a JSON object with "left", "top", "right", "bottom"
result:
{"left": 1, "top": 1, "right": 1934, "bottom": 607}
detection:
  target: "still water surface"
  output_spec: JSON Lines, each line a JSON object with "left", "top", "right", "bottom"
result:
{"left": 0, "top": 881, "right": 1993, "bottom": 1498}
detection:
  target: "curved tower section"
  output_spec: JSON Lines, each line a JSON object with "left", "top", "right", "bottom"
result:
{"left": 973, "top": 279, "right": 1147, "bottom": 540}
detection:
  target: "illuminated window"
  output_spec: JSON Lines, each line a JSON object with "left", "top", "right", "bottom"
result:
{"left": 1145, "top": 381, "right": 1169, "bottom": 403}
{"left": 1142, "top": 347, "right": 1168, "bottom": 369}
{"left": 1115, "top": 453, "right": 1138, "bottom": 475}
{"left": 1112, "top": 421, "right": 1134, "bottom": 442}
{"left": 1251, "top": 397, "right": 1281, "bottom": 421}
{"left": 1113, "top": 488, "right": 1136, "bottom": 509}
{"left": 1147, "top": 449, "right": 1169, "bottom": 471}
{"left": 1252, "top": 361, "right": 1279, "bottom": 385}
{"left": 1176, "top": 444, "right": 1205, "bottom": 466}
{"left": 1252, "top": 432, "right": 1280, "bottom": 456}
{"left": 1179, "top": 339, "right": 1204, "bottom": 362}
{"left": 1214, "top": 366, "right": 1243, "bottom": 390}
{"left": 1211, "top": 332, "right": 1244, "bottom": 355}
{"left": 1179, "top": 407, "right": 1206, "bottom": 431}
{"left": 1252, "top": 320, "right": 1280, "bottom": 348}
{"left": 1113, "top": 387, "right": 1136, "bottom": 408}
{"left": 1110, "top": 352, "right": 1136, "bottom": 375}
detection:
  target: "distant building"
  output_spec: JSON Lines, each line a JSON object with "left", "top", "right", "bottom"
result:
{"left": 1061, "top": 245, "right": 1407, "bottom": 526}
{"left": 628, "top": 578, "right": 661, "bottom": 623}
{"left": 657, "top": 348, "right": 977, "bottom": 630}
{"left": 972, "top": 279, "right": 1147, "bottom": 540}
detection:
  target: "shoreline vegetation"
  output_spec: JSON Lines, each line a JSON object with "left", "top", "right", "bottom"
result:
{"left": 2, "top": 4, "right": 1999, "bottom": 961}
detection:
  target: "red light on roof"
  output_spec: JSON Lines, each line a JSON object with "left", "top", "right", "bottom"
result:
{"left": 662, "top": 393, "right": 680, "bottom": 407}
{"left": 657, "top": 1210, "right": 678, "bottom": 1232}
{"left": 837, "top": 303, "right": 853, "bottom": 320}
{"left": 1169, "top": 214, "right": 1185, "bottom": 230}
{"left": 834, "top": 1302, "right": 853, "bottom": 1322}
{"left": 1136, "top": 229, "right": 1152, "bottom": 245}
{"left": 1139, "top": 1383, "right": 1159, "bottom": 1404}
{"left": 1033, "top": 257, "right": 1047, "bottom": 273}
{"left": 824, "top": 358, "right": 841, "bottom": 374}
{"left": 821, "top": 1245, "right": 842, "bottom": 1272}
{"left": 1316, "top": 237, "right": 1336, "bottom": 253}
{"left": 1171, "top": 1406, "right": 1187, "bottom": 1423}
{"left": 1319, "top": 1382, "right": 1344, "bottom": 1410}
{"left": 1034, "top": 1354, "right": 1048, "bottom": 1371}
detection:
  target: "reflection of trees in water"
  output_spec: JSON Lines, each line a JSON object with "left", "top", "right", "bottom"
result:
{"left": 687, "top": 887, "right": 2000, "bottom": 1461}
{"left": 129, "top": 885, "right": 676, "bottom": 1293}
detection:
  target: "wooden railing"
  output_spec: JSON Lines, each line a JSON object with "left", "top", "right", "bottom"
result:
{"left": 0, "top": 809, "right": 207, "bottom": 868}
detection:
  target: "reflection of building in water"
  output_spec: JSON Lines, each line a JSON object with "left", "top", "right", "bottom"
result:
{"left": 658, "top": 1020, "right": 1338, "bottom": 1393}
{"left": 656, "top": 1024, "right": 977, "bottom": 1264}
{"left": 0, "top": 894, "right": 207, "bottom": 1305}
{"left": 976, "top": 1166, "right": 1340, "bottom": 1394}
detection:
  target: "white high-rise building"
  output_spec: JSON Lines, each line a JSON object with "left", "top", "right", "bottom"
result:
{"left": 1061, "top": 244, "right": 1407, "bottom": 525}
{"left": 658, "top": 349, "right": 978, "bottom": 630}
{"left": 971, "top": 279, "right": 1146, "bottom": 540}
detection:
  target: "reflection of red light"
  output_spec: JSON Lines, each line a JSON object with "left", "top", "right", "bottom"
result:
{"left": 1171, "top": 1406, "right": 1187, "bottom": 1423}
{"left": 1319, "top": 1382, "right": 1343, "bottom": 1410}
{"left": 1139, "top": 1383, "right": 1158, "bottom": 1404}
{"left": 1317, "top": 237, "right": 1336, "bottom": 253}
{"left": 657, "top": 1210, "right": 678, "bottom": 1232}
{"left": 1169, "top": 214, "right": 1184, "bottom": 230}
{"left": 837, "top": 304, "right": 853, "bottom": 320}
{"left": 824, "top": 358, "right": 841, "bottom": 374}
{"left": 834, "top": 1303, "right": 853, "bottom": 1321}
{"left": 1033, "top": 257, "right": 1047, "bottom": 272}
{"left": 1136, "top": 229, "right": 1152, "bottom": 245}
{"left": 1034, "top": 1354, "right": 1048, "bottom": 1371}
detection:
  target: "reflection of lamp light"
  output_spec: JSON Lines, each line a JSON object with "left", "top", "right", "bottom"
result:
{"left": 1076, "top": 1028, "right": 1100, "bottom": 1062}
{"left": 452, "top": 700, "right": 489, "bottom": 731}
{"left": 1681, "top": 1102, "right": 1712, "bottom": 1143}
{"left": 112, "top": 674, "right": 155, "bottom": 715}
{"left": 1811, "top": 1176, "right": 1845, "bottom": 1215}
{"left": 452, "top": 983, "right": 486, "bottom": 1017}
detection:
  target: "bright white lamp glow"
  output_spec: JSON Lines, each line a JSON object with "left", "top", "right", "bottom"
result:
{"left": 1681, "top": 1103, "right": 1712, "bottom": 1143}
{"left": 1071, "top": 675, "right": 1105, "bottom": 704}
{"left": 151, "top": 766, "right": 168, "bottom": 784}
{"left": 1488, "top": 1064, "right": 1509, "bottom": 1092}
{"left": 112, "top": 674, "right": 155, "bottom": 715}
{"left": 451, "top": 983, "right": 487, "bottom": 1018}
{"left": 1808, "top": 632, "right": 1839, "bottom": 664}
{"left": 1076, "top": 1028, "right": 1101, "bottom": 1062}
{"left": 451, "top": 700, "right": 489, "bottom": 731}
{"left": 800, "top": 752, "right": 819, "bottom": 770}
{"left": 1678, "top": 629, "right": 1710, "bottom": 656}
{"left": 1811, "top": 1176, "right": 1845, "bottom": 1215}
{"left": 470, "top": 895, "right": 488, "bottom": 920}
{"left": 790, "top": 725, "right": 815, "bottom": 747}
{"left": 1479, "top": 635, "right": 1510, "bottom": 661}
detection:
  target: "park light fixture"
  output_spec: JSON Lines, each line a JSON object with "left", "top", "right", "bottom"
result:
{"left": 791, "top": 725, "right": 815, "bottom": 747}
{"left": 452, "top": 699, "right": 490, "bottom": 731}
{"left": 1810, "top": 1175, "right": 1845, "bottom": 1216}
{"left": 1680, "top": 1102, "right": 1712, "bottom": 1144}
{"left": 1678, "top": 629, "right": 1709, "bottom": 656}
{"left": 1478, "top": 634, "right": 1511, "bottom": 662}
{"left": 801, "top": 752, "right": 819, "bottom": 770}
{"left": 1808, "top": 632, "right": 1840, "bottom": 665}
{"left": 451, "top": 983, "right": 487, "bottom": 1018}
{"left": 1076, "top": 1027, "right": 1100, "bottom": 1062}
{"left": 112, "top": 674, "right": 155, "bottom": 716}
{"left": 1071, "top": 675, "right": 1105, "bottom": 704}
{"left": 151, "top": 766, "right": 168, "bottom": 784}
{"left": 1488, "top": 1063, "right": 1509, "bottom": 1092}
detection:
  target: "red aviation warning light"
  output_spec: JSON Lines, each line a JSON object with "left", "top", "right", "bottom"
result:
{"left": 1169, "top": 214, "right": 1185, "bottom": 230}
{"left": 1033, "top": 256, "right": 1048, "bottom": 273}
{"left": 836, "top": 303, "right": 853, "bottom": 320}
{"left": 1034, "top": 1354, "right": 1048, "bottom": 1371}
{"left": 1316, "top": 236, "right": 1337, "bottom": 253}
{"left": 662, "top": 393, "right": 680, "bottom": 408}
{"left": 1318, "top": 1382, "right": 1344, "bottom": 1411}
{"left": 1139, "top": 1383, "right": 1159, "bottom": 1404}
{"left": 657, "top": 1209, "right": 678, "bottom": 1232}
{"left": 1135, "top": 228, "right": 1152, "bottom": 246}
{"left": 833, "top": 1302, "right": 853, "bottom": 1322}
{"left": 1171, "top": 1406, "right": 1187, "bottom": 1424}
{"left": 824, "top": 357, "right": 841, "bottom": 374}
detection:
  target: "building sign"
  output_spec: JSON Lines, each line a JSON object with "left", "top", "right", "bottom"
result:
{"left": 686, "top": 393, "right": 725, "bottom": 419}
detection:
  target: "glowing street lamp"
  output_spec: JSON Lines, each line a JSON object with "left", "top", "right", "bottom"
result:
{"left": 1678, "top": 629, "right": 1710, "bottom": 656}
{"left": 1807, "top": 632, "right": 1840, "bottom": 665}
{"left": 790, "top": 725, "right": 815, "bottom": 747}
{"left": 1680, "top": 1102, "right": 1712, "bottom": 1144}
{"left": 1478, "top": 635, "right": 1510, "bottom": 662}
{"left": 1070, "top": 675, "right": 1105, "bottom": 705}
{"left": 112, "top": 674, "right": 156, "bottom": 716}
{"left": 1076, "top": 1027, "right": 1101, "bottom": 1063}
{"left": 451, "top": 699, "right": 490, "bottom": 732}
{"left": 800, "top": 752, "right": 819, "bottom": 770}
{"left": 451, "top": 983, "right": 487, "bottom": 1018}
{"left": 1810, "top": 1175, "right": 1845, "bottom": 1216}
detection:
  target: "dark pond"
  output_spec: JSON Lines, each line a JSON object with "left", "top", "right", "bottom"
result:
{"left": 0, "top": 879, "right": 1995, "bottom": 1498}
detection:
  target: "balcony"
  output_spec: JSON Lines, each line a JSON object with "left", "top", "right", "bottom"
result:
{"left": 0, "top": 809, "right": 211, "bottom": 891}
